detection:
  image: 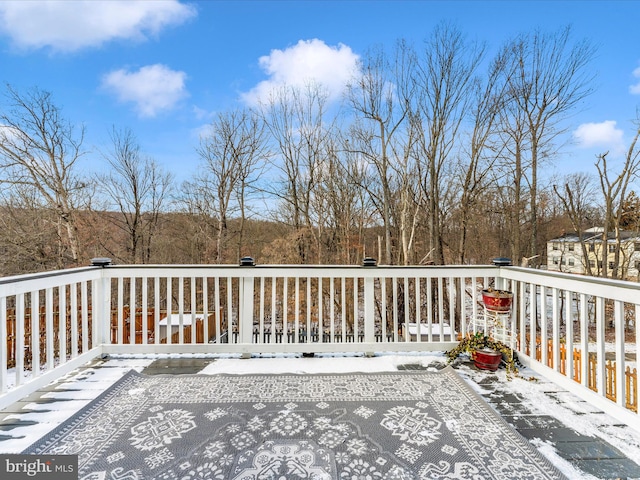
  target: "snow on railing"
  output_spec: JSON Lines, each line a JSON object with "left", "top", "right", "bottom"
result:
{"left": 0, "top": 266, "right": 103, "bottom": 409}
{"left": 499, "top": 267, "right": 639, "bottom": 424}
{"left": 99, "top": 263, "right": 495, "bottom": 356}
{"left": 0, "top": 260, "right": 638, "bottom": 427}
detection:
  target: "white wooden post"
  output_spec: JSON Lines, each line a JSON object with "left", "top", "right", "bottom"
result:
{"left": 91, "top": 258, "right": 112, "bottom": 349}
{"left": 239, "top": 258, "right": 256, "bottom": 358}
{"left": 362, "top": 258, "right": 377, "bottom": 356}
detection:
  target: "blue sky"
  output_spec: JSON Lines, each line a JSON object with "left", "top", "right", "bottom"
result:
{"left": 0, "top": 0, "right": 639, "bottom": 185}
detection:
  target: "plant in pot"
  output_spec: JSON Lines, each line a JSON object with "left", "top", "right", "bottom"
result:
{"left": 446, "top": 331, "right": 518, "bottom": 375}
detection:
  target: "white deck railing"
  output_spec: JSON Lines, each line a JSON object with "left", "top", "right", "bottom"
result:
{"left": 0, "top": 261, "right": 637, "bottom": 428}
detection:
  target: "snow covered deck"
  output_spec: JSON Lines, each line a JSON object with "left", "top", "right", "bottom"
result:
{"left": 0, "top": 260, "right": 638, "bottom": 467}
{"left": 1, "top": 353, "right": 639, "bottom": 479}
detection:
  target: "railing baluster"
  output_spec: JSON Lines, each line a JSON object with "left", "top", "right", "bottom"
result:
{"left": 416, "top": 277, "right": 423, "bottom": 344}
{"left": 0, "top": 296, "right": 6, "bottom": 393}
{"left": 614, "top": 300, "right": 626, "bottom": 408}
{"left": 81, "top": 281, "right": 88, "bottom": 353}
{"left": 46, "top": 287, "right": 54, "bottom": 370}
{"left": 31, "top": 291, "right": 39, "bottom": 378}
{"left": 70, "top": 283, "right": 78, "bottom": 357}
{"left": 580, "top": 293, "right": 589, "bottom": 388}
{"left": 595, "top": 296, "right": 606, "bottom": 395}
{"left": 202, "top": 277, "right": 208, "bottom": 344}
{"left": 258, "top": 277, "right": 265, "bottom": 344}
{"left": 353, "top": 277, "right": 358, "bottom": 343}
{"left": 190, "top": 276, "right": 196, "bottom": 344}
{"left": 295, "top": 277, "right": 300, "bottom": 343}
{"left": 306, "top": 276, "right": 311, "bottom": 343}
{"left": 565, "top": 289, "right": 574, "bottom": 381}
{"left": 403, "top": 277, "right": 409, "bottom": 342}
{"left": 59, "top": 285, "right": 66, "bottom": 364}
{"left": 214, "top": 277, "right": 221, "bottom": 344}
{"left": 381, "top": 276, "right": 387, "bottom": 342}
{"left": 340, "top": 277, "right": 346, "bottom": 343}
{"left": 540, "top": 285, "right": 548, "bottom": 367}
{"left": 16, "top": 293, "right": 24, "bottom": 386}
{"left": 226, "top": 277, "right": 233, "bottom": 343}
{"left": 154, "top": 277, "right": 160, "bottom": 345}
{"left": 178, "top": 276, "right": 184, "bottom": 345}
{"left": 448, "top": 277, "right": 455, "bottom": 342}
{"left": 130, "top": 277, "right": 136, "bottom": 345}
{"left": 330, "top": 277, "right": 335, "bottom": 343}
{"left": 142, "top": 277, "right": 148, "bottom": 345}
{"left": 166, "top": 277, "right": 172, "bottom": 345}
{"left": 529, "top": 283, "right": 537, "bottom": 362}
{"left": 271, "top": 277, "right": 276, "bottom": 344}
{"left": 283, "top": 277, "right": 289, "bottom": 344}
{"left": 392, "top": 277, "right": 398, "bottom": 342}
{"left": 552, "top": 287, "right": 560, "bottom": 371}
{"left": 117, "top": 278, "right": 124, "bottom": 345}
{"left": 318, "top": 277, "right": 323, "bottom": 344}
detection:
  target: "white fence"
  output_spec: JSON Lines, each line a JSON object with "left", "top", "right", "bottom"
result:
{"left": 0, "top": 262, "right": 637, "bottom": 428}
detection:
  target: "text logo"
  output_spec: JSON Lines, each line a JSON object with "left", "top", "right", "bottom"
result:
{"left": 0, "top": 455, "right": 77, "bottom": 479}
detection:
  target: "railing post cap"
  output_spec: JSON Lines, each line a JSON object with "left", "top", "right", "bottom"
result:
{"left": 492, "top": 257, "right": 512, "bottom": 266}
{"left": 240, "top": 256, "right": 255, "bottom": 267}
{"left": 91, "top": 257, "right": 112, "bottom": 267}
{"left": 362, "top": 257, "right": 377, "bottom": 267}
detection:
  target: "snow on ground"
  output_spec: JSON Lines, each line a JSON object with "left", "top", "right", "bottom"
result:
{"left": 199, "top": 352, "right": 444, "bottom": 375}
{"left": 1, "top": 351, "right": 639, "bottom": 480}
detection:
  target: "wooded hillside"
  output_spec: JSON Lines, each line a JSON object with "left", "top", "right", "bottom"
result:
{"left": 2, "top": 25, "right": 640, "bottom": 276}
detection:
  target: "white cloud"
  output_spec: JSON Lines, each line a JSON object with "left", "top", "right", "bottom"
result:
{"left": 0, "top": 0, "right": 196, "bottom": 52}
{"left": 630, "top": 66, "right": 640, "bottom": 95}
{"left": 101, "top": 64, "right": 188, "bottom": 118}
{"left": 573, "top": 120, "right": 625, "bottom": 153}
{"left": 242, "top": 39, "right": 359, "bottom": 106}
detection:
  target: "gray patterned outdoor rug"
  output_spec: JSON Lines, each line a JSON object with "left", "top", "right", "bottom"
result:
{"left": 24, "top": 367, "right": 567, "bottom": 480}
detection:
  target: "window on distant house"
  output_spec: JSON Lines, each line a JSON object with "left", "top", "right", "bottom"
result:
{"left": 609, "top": 244, "right": 616, "bottom": 253}
{"left": 635, "top": 260, "right": 640, "bottom": 270}
{"left": 568, "top": 243, "right": 574, "bottom": 251}
{"left": 589, "top": 244, "right": 595, "bottom": 252}
{"left": 568, "top": 258, "right": 575, "bottom": 266}
{"left": 609, "top": 261, "right": 615, "bottom": 269}
{"left": 552, "top": 243, "right": 559, "bottom": 250}
{"left": 635, "top": 242, "right": 640, "bottom": 252}
{"left": 553, "top": 258, "right": 559, "bottom": 265}
{"left": 589, "top": 260, "right": 596, "bottom": 268}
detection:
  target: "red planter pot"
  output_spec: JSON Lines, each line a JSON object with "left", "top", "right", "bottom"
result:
{"left": 481, "top": 289, "right": 513, "bottom": 312}
{"left": 473, "top": 349, "right": 502, "bottom": 371}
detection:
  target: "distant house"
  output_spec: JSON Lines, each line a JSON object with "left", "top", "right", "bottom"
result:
{"left": 546, "top": 227, "right": 640, "bottom": 279}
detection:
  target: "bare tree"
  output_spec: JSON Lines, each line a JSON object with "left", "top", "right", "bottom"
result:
{"left": 0, "top": 187, "right": 60, "bottom": 273}
{"left": 0, "top": 85, "right": 87, "bottom": 268}
{"left": 317, "top": 135, "right": 375, "bottom": 264}
{"left": 595, "top": 120, "right": 640, "bottom": 278}
{"left": 412, "top": 23, "right": 484, "bottom": 265}
{"left": 497, "top": 86, "right": 530, "bottom": 262}
{"left": 100, "top": 126, "right": 173, "bottom": 264}
{"left": 345, "top": 42, "right": 428, "bottom": 265}
{"left": 261, "top": 83, "right": 332, "bottom": 263}
{"left": 184, "top": 109, "right": 265, "bottom": 262}
{"left": 507, "top": 26, "right": 595, "bottom": 261}
{"left": 454, "top": 44, "right": 514, "bottom": 264}
{"left": 553, "top": 172, "right": 598, "bottom": 276}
